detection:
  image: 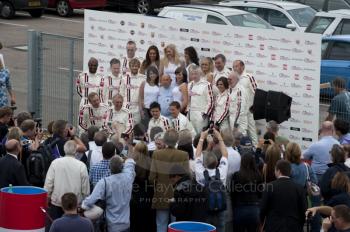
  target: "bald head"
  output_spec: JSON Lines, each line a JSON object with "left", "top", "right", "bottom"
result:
{"left": 161, "top": 74, "right": 172, "bottom": 88}
{"left": 228, "top": 72, "right": 239, "bottom": 88}
{"left": 5, "top": 139, "right": 20, "bottom": 155}
{"left": 88, "top": 57, "right": 98, "bottom": 74}
{"left": 321, "top": 121, "right": 334, "bottom": 136}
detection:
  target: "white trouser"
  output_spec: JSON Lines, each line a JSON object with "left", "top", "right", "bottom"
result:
{"left": 130, "top": 108, "right": 141, "bottom": 125}
{"left": 217, "top": 118, "right": 230, "bottom": 132}
{"left": 247, "top": 112, "right": 258, "bottom": 146}
{"left": 189, "top": 111, "right": 208, "bottom": 135}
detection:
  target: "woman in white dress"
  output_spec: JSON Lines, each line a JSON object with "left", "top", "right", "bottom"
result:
{"left": 159, "top": 44, "right": 184, "bottom": 88}
{"left": 172, "top": 67, "right": 188, "bottom": 114}
{"left": 139, "top": 66, "right": 160, "bottom": 127}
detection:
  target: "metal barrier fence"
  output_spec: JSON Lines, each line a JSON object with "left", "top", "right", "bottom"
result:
{"left": 27, "top": 30, "right": 83, "bottom": 128}
{"left": 27, "top": 30, "right": 349, "bottom": 129}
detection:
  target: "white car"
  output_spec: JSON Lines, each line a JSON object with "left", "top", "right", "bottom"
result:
{"left": 219, "top": 0, "right": 316, "bottom": 31}
{"left": 158, "top": 4, "right": 274, "bottom": 29}
{"left": 305, "top": 10, "right": 350, "bottom": 36}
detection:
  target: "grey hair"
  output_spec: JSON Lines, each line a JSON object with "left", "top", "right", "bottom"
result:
{"left": 163, "top": 129, "right": 179, "bottom": 148}
{"left": 204, "top": 151, "right": 218, "bottom": 169}
{"left": 189, "top": 65, "right": 201, "bottom": 75}
{"left": 110, "top": 156, "right": 124, "bottom": 174}
{"left": 178, "top": 129, "right": 192, "bottom": 146}
{"left": 267, "top": 120, "right": 279, "bottom": 133}
{"left": 64, "top": 140, "right": 77, "bottom": 156}
{"left": 154, "top": 132, "right": 165, "bottom": 141}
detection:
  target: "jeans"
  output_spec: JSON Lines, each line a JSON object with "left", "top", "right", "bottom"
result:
{"left": 207, "top": 211, "right": 225, "bottom": 232}
{"left": 156, "top": 209, "right": 175, "bottom": 232}
{"left": 45, "top": 204, "right": 64, "bottom": 232}
{"left": 233, "top": 205, "right": 260, "bottom": 232}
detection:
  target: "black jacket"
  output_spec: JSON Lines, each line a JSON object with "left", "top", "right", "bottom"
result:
{"left": 0, "top": 154, "right": 29, "bottom": 188}
{"left": 320, "top": 163, "right": 350, "bottom": 204}
{"left": 170, "top": 176, "right": 207, "bottom": 222}
{"left": 260, "top": 177, "right": 307, "bottom": 232}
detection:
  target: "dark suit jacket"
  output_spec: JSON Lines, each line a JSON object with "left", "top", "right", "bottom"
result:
{"left": 149, "top": 148, "right": 189, "bottom": 209}
{"left": 260, "top": 177, "right": 307, "bottom": 232}
{"left": 0, "top": 154, "right": 29, "bottom": 188}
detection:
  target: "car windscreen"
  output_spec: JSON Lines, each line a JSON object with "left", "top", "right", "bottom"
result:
{"left": 287, "top": 7, "right": 316, "bottom": 27}
{"left": 226, "top": 13, "right": 274, "bottom": 29}
{"left": 305, "top": 16, "right": 335, "bottom": 33}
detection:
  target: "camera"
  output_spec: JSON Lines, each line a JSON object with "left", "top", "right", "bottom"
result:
{"left": 121, "top": 133, "right": 129, "bottom": 139}
{"left": 264, "top": 139, "right": 271, "bottom": 145}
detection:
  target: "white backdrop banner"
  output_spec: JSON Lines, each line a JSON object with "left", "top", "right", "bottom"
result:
{"left": 84, "top": 9, "right": 321, "bottom": 150}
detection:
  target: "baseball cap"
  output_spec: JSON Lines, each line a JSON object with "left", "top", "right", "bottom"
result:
{"left": 240, "top": 136, "right": 253, "bottom": 146}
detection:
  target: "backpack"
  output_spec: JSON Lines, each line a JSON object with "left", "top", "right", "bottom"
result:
{"left": 203, "top": 169, "right": 227, "bottom": 213}
{"left": 26, "top": 137, "right": 60, "bottom": 187}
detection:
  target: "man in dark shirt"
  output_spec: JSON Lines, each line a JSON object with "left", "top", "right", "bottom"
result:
{"left": 326, "top": 77, "right": 350, "bottom": 122}
{"left": 0, "top": 107, "right": 13, "bottom": 155}
{"left": 49, "top": 192, "right": 93, "bottom": 232}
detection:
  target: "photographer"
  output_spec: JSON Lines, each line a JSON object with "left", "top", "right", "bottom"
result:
{"left": 20, "top": 119, "right": 43, "bottom": 168}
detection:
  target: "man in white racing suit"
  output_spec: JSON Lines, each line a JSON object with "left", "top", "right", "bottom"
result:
{"left": 103, "top": 58, "right": 123, "bottom": 107}
{"left": 147, "top": 102, "right": 171, "bottom": 138}
{"left": 169, "top": 101, "right": 196, "bottom": 138}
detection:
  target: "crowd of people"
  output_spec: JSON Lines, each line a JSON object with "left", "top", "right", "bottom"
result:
{"left": 0, "top": 40, "right": 349, "bottom": 232}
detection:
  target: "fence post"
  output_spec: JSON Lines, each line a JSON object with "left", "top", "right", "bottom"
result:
{"left": 27, "top": 30, "right": 42, "bottom": 119}
{"left": 68, "top": 40, "right": 74, "bottom": 124}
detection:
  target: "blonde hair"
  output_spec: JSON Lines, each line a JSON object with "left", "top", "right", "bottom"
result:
{"left": 200, "top": 57, "right": 214, "bottom": 73}
{"left": 162, "top": 44, "right": 181, "bottom": 67}
{"left": 8, "top": 127, "right": 23, "bottom": 142}
{"left": 285, "top": 142, "right": 302, "bottom": 164}
{"left": 133, "top": 142, "right": 150, "bottom": 180}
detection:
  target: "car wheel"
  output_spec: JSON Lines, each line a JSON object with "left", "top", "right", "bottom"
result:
{"left": 0, "top": 1, "right": 15, "bottom": 19}
{"left": 56, "top": 0, "right": 72, "bottom": 17}
{"left": 28, "top": 9, "right": 44, "bottom": 18}
{"left": 136, "top": 0, "right": 153, "bottom": 14}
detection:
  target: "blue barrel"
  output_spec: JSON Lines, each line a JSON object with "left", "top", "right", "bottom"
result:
{"left": 168, "top": 221, "right": 216, "bottom": 232}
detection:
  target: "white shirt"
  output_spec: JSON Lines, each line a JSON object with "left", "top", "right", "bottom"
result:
{"left": 88, "top": 141, "right": 97, "bottom": 151}
{"left": 345, "top": 158, "right": 350, "bottom": 169}
{"left": 194, "top": 156, "right": 228, "bottom": 186}
{"left": 171, "top": 113, "right": 196, "bottom": 138}
{"left": 226, "top": 147, "right": 241, "bottom": 179}
{"left": 44, "top": 156, "right": 90, "bottom": 207}
{"left": 86, "top": 146, "right": 103, "bottom": 168}
{"left": 213, "top": 67, "right": 231, "bottom": 84}
{"left": 147, "top": 115, "right": 171, "bottom": 139}
{"left": 144, "top": 82, "right": 159, "bottom": 109}
{"left": 103, "top": 73, "right": 122, "bottom": 105}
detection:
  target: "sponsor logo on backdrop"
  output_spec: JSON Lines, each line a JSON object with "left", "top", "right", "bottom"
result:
{"left": 257, "top": 62, "right": 264, "bottom": 68}
{"left": 90, "top": 25, "right": 94, "bottom": 30}
{"left": 302, "top": 128, "right": 313, "bottom": 133}
{"left": 179, "top": 36, "right": 187, "bottom": 41}
{"left": 303, "top": 76, "right": 315, "bottom": 81}
{"left": 260, "top": 44, "right": 265, "bottom": 50}
{"left": 302, "top": 137, "right": 313, "bottom": 142}
{"left": 213, "top": 40, "right": 221, "bottom": 45}
{"left": 280, "top": 82, "right": 290, "bottom": 87}
{"left": 256, "top": 53, "right": 266, "bottom": 58}
{"left": 212, "top": 31, "right": 222, "bottom": 36}
{"left": 279, "top": 73, "right": 289, "bottom": 78}
{"left": 292, "top": 100, "right": 302, "bottom": 106}
{"left": 257, "top": 80, "right": 265, "bottom": 85}
{"left": 107, "top": 51, "right": 116, "bottom": 56}
{"left": 290, "top": 127, "right": 301, "bottom": 131}
{"left": 307, "top": 49, "right": 313, "bottom": 55}
{"left": 120, "top": 20, "right": 125, "bottom": 25}
{"left": 223, "top": 41, "right": 233, "bottom": 46}
{"left": 234, "top": 33, "right": 244, "bottom": 38}
{"left": 269, "top": 72, "right": 277, "bottom": 78}
{"left": 268, "top": 46, "right": 279, "bottom": 51}
{"left": 248, "top": 34, "right": 253, "bottom": 40}
{"left": 291, "top": 83, "right": 302, "bottom": 88}
{"left": 292, "top": 92, "right": 301, "bottom": 98}
{"left": 305, "top": 40, "right": 316, "bottom": 45}
{"left": 281, "top": 38, "right": 292, "bottom": 43}
{"left": 292, "top": 58, "right": 303, "bottom": 61}
{"left": 280, "top": 125, "right": 288, "bottom": 130}
{"left": 201, "top": 39, "right": 210, "bottom": 43}
{"left": 234, "top": 51, "right": 244, "bottom": 55}
{"left": 224, "top": 50, "right": 231, "bottom": 55}
{"left": 138, "top": 31, "right": 146, "bottom": 36}
{"left": 180, "top": 28, "right": 189, "bottom": 32}
{"left": 128, "top": 22, "right": 137, "bottom": 26}
{"left": 190, "top": 29, "right": 200, "bottom": 34}
{"left": 247, "top": 53, "right": 254, "bottom": 58}
{"left": 304, "top": 67, "right": 316, "bottom": 71}
{"left": 88, "top": 17, "right": 97, "bottom": 21}
{"left": 245, "top": 60, "right": 254, "bottom": 65}
{"left": 271, "top": 54, "right": 277, "bottom": 60}
{"left": 88, "top": 49, "right": 96, "bottom": 54}
{"left": 268, "top": 63, "right": 278, "bottom": 68}
{"left": 294, "top": 74, "right": 300, "bottom": 80}
{"left": 246, "top": 43, "right": 256, "bottom": 48}
{"left": 304, "top": 120, "right": 313, "bottom": 124}
{"left": 140, "top": 22, "right": 145, "bottom": 28}
{"left": 212, "top": 48, "right": 221, "bottom": 53}
{"left": 168, "top": 26, "right": 177, "bottom": 31}
{"left": 306, "top": 84, "right": 312, "bottom": 90}
{"left": 130, "top": 30, "right": 135, "bottom": 35}
{"left": 293, "top": 48, "right": 303, "bottom": 53}
{"left": 148, "top": 24, "right": 157, "bottom": 29}
{"left": 117, "top": 29, "right": 126, "bottom": 33}
{"left": 304, "top": 58, "right": 315, "bottom": 63}
{"left": 296, "top": 39, "right": 300, "bottom": 44}
{"left": 202, "top": 30, "right": 210, "bottom": 35}
{"left": 191, "top": 38, "right": 200, "bottom": 42}
{"left": 257, "top": 35, "right": 267, "bottom": 41}
{"left": 266, "top": 80, "right": 278, "bottom": 85}
{"left": 280, "top": 48, "right": 291, "bottom": 52}
{"left": 88, "top": 33, "right": 97, "bottom": 38}
{"left": 292, "top": 66, "right": 302, "bottom": 71}
{"left": 283, "top": 64, "right": 288, "bottom": 70}
{"left": 280, "top": 56, "right": 289, "bottom": 61}
{"left": 100, "top": 35, "right": 104, "bottom": 39}
{"left": 302, "top": 110, "right": 313, "bottom": 116}
{"left": 289, "top": 135, "right": 301, "bottom": 140}
{"left": 158, "top": 33, "right": 168, "bottom": 38}
{"left": 303, "top": 93, "right": 314, "bottom": 99}
{"left": 201, "top": 48, "right": 210, "bottom": 52}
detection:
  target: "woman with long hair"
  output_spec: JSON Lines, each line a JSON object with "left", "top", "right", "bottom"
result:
{"left": 200, "top": 57, "right": 214, "bottom": 83}
{"left": 172, "top": 67, "right": 188, "bottom": 113}
{"left": 212, "top": 77, "right": 230, "bottom": 131}
{"left": 263, "top": 144, "right": 281, "bottom": 183}
{"left": 139, "top": 66, "right": 160, "bottom": 126}
{"left": 184, "top": 46, "right": 199, "bottom": 80}
{"left": 159, "top": 44, "right": 184, "bottom": 88}
{"left": 130, "top": 141, "right": 156, "bottom": 231}
{"left": 231, "top": 153, "right": 263, "bottom": 232}
{"left": 139, "top": 45, "right": 160, "bottom": 75}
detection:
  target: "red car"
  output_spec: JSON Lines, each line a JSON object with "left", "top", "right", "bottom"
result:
{"left": 48, "top": 0, "right": 106, "bottom": 17}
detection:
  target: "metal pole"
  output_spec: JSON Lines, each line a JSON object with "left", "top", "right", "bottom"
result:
{"left": 68, "top": 39, "right": 74, "bottom": 124}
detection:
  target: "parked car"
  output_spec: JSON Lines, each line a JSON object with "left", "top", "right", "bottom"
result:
{"left": 48, "top": 0, "right": 106, "bottom": 17}
{"left": 280, "top": 0, "right": 350, "bottom": 12}
{"left": 107, "top": 0, "right": 191, "bottom": 15}
{"left": 0, "top": 0, "right": 47, "bottom": 18}
{"left": 321, "top": 35, "right": 350, "bottom": 95}
{"left": 158, "top": 4, "right": 274, "bottom": 29}
{"left": 305, "top": 10, "right": 350, "bottom": 36}
{"left": 219, "top": 0, "right": 316, "bottom": 31}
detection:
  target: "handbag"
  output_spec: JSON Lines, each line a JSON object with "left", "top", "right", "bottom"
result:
{"left": 304, "top": 163, "right": 320, "bottom": 196}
